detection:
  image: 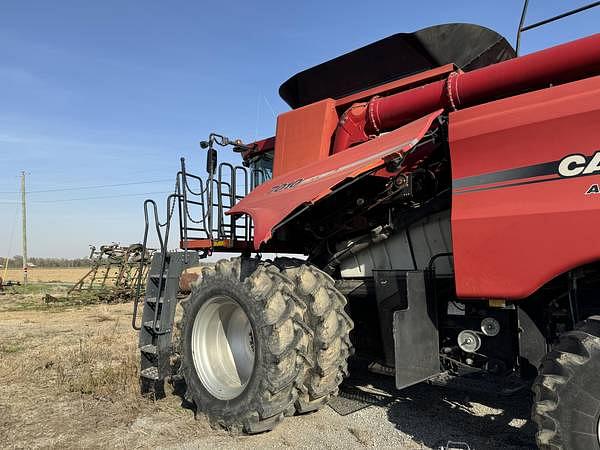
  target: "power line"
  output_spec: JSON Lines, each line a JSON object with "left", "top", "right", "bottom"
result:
{"left": 0, "top": 178, "right": 173, "bottom": 194}
{"left": 0, "top": 191, "right": 172, "bottom": 204}
{"left": 0, "top": 191, "right": 174, "bottom": 204}
{"left": 29, "top": 190, "right": 171, "bottom": 203}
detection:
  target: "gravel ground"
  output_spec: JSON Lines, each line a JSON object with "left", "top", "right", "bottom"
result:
{"left": 173, "top": 379, "right": 536, "bottom": 450}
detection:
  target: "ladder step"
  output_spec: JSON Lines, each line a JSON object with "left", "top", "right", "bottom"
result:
{"left": 145, "top": 296, "right": 163, "bottom": 305}
{"left": 150, "top": 274, "right": 168, "bottom": 279}
{"left": 140, "top": 366, "right": 160, "bottom": 380}
{"left": 143, "top": 321, "right": 160, "bottom": 330}
{"left": 140, "top": 344, "right": 157, "bottom": 355}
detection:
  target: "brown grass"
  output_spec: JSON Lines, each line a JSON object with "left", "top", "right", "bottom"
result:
{"left": 0, "top": 292, "right": 214, "bottom": 448}
{"left": 2, "top": 267, "right": 91, "bottom": 283}
{"left": 52, "top": 323, "right": 139, "bottom": 399}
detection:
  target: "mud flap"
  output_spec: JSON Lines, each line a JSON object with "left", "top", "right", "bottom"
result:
{"left": 391, "top": 271, "right": 440, "bottom": 390}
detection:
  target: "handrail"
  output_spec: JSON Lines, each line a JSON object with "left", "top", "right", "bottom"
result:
{"left": 132, "top": 159, "right": 270, "bottom": 330}
{"left": 516, "top": 0, "right": 600, "bottom": 54}
{"left": 131, "top": 182, "right": 180, "bottom": 330}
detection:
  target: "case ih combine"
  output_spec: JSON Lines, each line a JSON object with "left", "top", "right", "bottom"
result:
{"left": 132, "top": 10, "right": 600, "bottom": 449}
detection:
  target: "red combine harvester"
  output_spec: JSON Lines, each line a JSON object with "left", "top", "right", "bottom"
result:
{"left": 133, "top": 8, "right": 600, "bottom": 449}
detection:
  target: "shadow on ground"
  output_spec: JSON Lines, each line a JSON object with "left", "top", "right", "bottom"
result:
{"left": 337, "top": 365, "right": 536, "bottom": 450}
{"left": 386, "top": 382, "right": 536, "bottom": 449}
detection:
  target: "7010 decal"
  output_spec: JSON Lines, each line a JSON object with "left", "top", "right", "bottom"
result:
{"left": 270, "top": 179, "right": 303, "bottom": 193}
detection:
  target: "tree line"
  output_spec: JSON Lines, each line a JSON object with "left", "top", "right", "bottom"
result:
{"left": 1, "top": 256, "right": 91, "bottom": 268}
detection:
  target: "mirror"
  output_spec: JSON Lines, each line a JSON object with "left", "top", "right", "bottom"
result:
{"left": 206, "top": 148, "right": 217, "bottom": 175}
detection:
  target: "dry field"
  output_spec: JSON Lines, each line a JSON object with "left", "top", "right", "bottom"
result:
{"left": 2, "top": 267, "right": 91, "bottom": 284}
{"left": 0, "top": 282, "right": 535, "bottom": 449}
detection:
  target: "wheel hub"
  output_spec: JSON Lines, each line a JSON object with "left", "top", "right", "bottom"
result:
{"left": 191, "top": 296, "right": 255, "bottom": 400}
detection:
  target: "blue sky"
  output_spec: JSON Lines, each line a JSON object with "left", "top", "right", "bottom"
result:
{"left": 1, "top": 0, "right": 598, "bottom": 258}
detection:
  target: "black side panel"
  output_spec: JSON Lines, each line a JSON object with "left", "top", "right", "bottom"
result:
{"left": 373, "top": 271, "right": 409, "bottom": 367}
{"left": 392, "top": 271, "right": 441, "bottom": 390}
{"left": 279, "top": 23, "right": 516, "bottom": 109}
{"left": 517, "top": 306, "right": 547, "bottom": 370}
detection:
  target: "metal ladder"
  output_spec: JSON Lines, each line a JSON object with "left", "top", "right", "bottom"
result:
{"left": 132, "top": 156, "right": 267, "bottom": 397}
{"left": 132, "top": 190, "right": 198, "bottom": 397}
{"left": 137, "top": 251, "right": 197, "bottom": 397}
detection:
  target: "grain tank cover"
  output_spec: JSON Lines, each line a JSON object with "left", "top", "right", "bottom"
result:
{"left": 279, "top": 23, "right": 516, "bottom": 109}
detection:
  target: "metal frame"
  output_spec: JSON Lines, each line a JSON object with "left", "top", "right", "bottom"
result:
{"left": 69, "top": 243, "right": 154, "bottom": 298}
{"left": 516, "top": 0, "right": 600, "bottom": 54}
{"left": 132, "top": 156, "right": 269, "bottom": 330}
{"left": 178, "top": 157, "right": 269, "bottom": 246}
{"left": 132, "top": 193, "right": 179, "bottom": 331}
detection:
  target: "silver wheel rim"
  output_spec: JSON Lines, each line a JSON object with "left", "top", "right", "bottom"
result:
{"left": 597, "top": 414, "right": 600, "bottom": 445}
{"left": 191, "top": 296, "right": 255, "bottom": 400}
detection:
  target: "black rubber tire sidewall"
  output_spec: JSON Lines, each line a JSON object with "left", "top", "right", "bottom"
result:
{"left": 181, "top": 278, "right": 266, "bottom": 422}
{"left": 533, "top": 317, "right": 600, "bottom": 450}
{"left": 555, "top": 357, "right": 600, "bottom": 450}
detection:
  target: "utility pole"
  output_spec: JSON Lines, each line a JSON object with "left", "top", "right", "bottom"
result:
{"left": 21, "top": 171, "right": 28, "bottom": 285}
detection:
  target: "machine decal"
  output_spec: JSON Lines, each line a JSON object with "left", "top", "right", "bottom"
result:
{"left": 586, "top": 184, "right": 600, "bottom": 194}
{"left": 559, "top": 151, "right": 600, "bottom": 177}
{"left": 269, "top": 138, "right": 419, "bottom": 194}
{"left": 271, "top": 179, "right": 303, "bottom": 192}
{"left": 453, "top": 150, "right": 600, "bottom": 194}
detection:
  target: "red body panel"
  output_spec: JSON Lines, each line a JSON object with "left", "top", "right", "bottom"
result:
{"left": 273, "top": 99, "right": 338, "bottom": 176}
{"left": 229, "top": 111, "right": 443, "bottom": 248}
{"left": 450, "top": 75, "right": 600, "bottom": 299}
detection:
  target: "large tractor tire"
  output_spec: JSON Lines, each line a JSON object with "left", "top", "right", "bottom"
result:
{"left": 179, "top": 258, "right": 307, "bottom": 433}
{"left": 178, "top": 257, "right": 352, "bottom": 433}
{"left": 532, "top": 316, "right": 600, "bottom": 450}
{"left": 275, "top": 257, "right": 354, "bottom": 413}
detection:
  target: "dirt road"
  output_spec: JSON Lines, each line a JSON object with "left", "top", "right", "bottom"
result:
{"left": 0, "top": 289, "right": 536, "bottom": 449}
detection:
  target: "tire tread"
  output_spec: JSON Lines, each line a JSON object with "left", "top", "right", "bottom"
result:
{"left": 532, "top": 316, "right": 600, "bottom": 449}
{"left": 180, "top": 257, "right": 308, "bottom": 433}
{"left": 275, "top": 257, "right": 354, "bottom": 414}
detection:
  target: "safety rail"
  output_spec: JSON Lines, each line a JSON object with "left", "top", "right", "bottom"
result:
{"left": 178, "top": 157, "right": 269, "bottom": 245}
{"left": 132, "top": 191, "right": 179, "bottom": 331}
{"left": 516, "top": 1, "right": 600, "bottom": 54}
{"left": 132, "top": 156, "right": 269, "bottom": 330}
